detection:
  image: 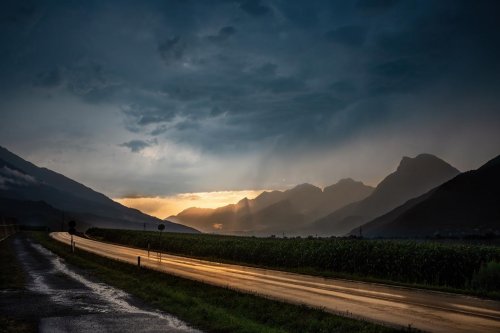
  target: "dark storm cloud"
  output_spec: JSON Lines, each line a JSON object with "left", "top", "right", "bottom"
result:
{"left": 261, "top": 77, "right": 305, "bottom": 94}
{"left": 330, "top": 80, "right": 357, "bottom": 94}
{"left": 158, "top": 36, "right": 185, "bottom": 65}
{"left": 356, "top": 0, "right": 399, "bottom": 13}
{"left": 0, "top": 1, "right": 43, "bottom": 28}
{"left": 367, "top": 0, "right": 500, "bottom": 93}
{"left": 1, "top": 0, "right": 500, "bottom": 170}
{"left": 239, "top": 0, "right": 272, "bottom": 17}
{"left": 368, "top": 59, "right": 420, "bottom": 94}
{"left": 34, "top": 68, "right": 62, "bottom": 87}
{"left": 119, "top": 139, "right": 157, "bottom": 153}
{"left": 325, "top": 25, "right": 367, "bottom": 47}
{"left": 207, "top": 26, "right": 236, "bottom": 43}
{"left": 253, "top": 63, "right": 277, "bottom": 77}
{"left": 123, "top": 104, "right": 178, "bottom": 127}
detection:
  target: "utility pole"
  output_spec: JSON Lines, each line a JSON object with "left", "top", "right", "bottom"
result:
{"left": 68, "top": 220, "right": 76, "bottom": 252}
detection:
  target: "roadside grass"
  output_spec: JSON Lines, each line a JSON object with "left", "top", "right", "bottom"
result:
{"left": 30, "top": 232, "right": 408, "bottom": 333}
{"left": 0, "top": 235, "right": 36, "bottom": 333}
{"left": 86, "top": 228, "right": 500, "bottom": 299}
{"left": 0, "top": 237, "right": 25, "bottom": 289}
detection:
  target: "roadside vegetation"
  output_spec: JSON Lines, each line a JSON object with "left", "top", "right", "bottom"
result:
{"left": 0, "top": 236, "right": 36, "bottom": 333}
{"left": 87, "top": 228, "right": 500, "bottom": 298}
{"left": 31, "top": 232, "right": 407, "bottom": 333}
{"left": 0, "top": 237, "right": 24, "bottom": 289}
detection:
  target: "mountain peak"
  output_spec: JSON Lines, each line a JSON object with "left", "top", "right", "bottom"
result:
{"left": 397, "top": 154, "right": 455, "bottom": 172}
{"left": 359, "top": 152, "right": 500, "bottom": 237}
{"left": 288, "top": 183, "right": 322, "bottom": 194}
{"left": 336, "top": 178, "right": 356, "bottom": 184}
{"left": 373, "top": 153, "right": 459, "bottom": 199}
{"left": 324, "top": 178, "right": 372, "bottom": 193}
{"left": 236, "top": 197, "right": 251, "bottom": 208}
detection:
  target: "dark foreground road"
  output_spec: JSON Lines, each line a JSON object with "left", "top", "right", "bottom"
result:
{"left": 52, "top": 232, "right": 500, "bottom": 333}
{"left": 0, "top": 236, "right": 200, "bottom": 333}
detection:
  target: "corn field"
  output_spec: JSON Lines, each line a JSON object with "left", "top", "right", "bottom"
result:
{"left": 87, "top": 228, "right": 500, "bottom": 290}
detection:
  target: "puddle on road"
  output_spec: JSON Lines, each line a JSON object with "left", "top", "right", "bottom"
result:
{"left": 17, "top": 239, "right": 201, "bottom": 333}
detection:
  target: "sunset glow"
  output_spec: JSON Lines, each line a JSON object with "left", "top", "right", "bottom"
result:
{"left": 114, "top": 190, "right": 268, "bottom": 218}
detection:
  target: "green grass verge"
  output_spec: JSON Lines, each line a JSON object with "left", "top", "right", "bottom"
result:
{"left": 31, "top": 232, "right": 407, "bottom": 333}
{"left": 86, "top": 228, "right": 500, "bottom": 299}
{"left": 0, "top": 236, "right": 25, "bottom": 289}
{"left": 0, "top": 235, "right": 36, "bottom": 333}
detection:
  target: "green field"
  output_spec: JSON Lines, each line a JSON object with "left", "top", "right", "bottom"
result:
{"left": 87, "top": 228, "right": 500, "bottom": 296}
{"left": 32, "top": 232, "right": 405, "bottom": 333}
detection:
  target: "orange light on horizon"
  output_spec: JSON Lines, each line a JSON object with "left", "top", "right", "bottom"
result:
{"left": 113, "top": 190, "right": 267, "bottom": 219}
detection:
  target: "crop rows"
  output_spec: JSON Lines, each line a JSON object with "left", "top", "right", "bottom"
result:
{"left": 87, "top": 228, "right": 500, "bottom": 290}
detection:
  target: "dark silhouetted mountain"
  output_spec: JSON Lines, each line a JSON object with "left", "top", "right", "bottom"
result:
{"left": 0, "top": 197, "right": 69, "bottom": 230}
{"left": 0, "top": 146, "right": 198, "bottom": 233}
{"left": 306, "top": 154, "right": 460, "bottom": 236}
{"left": 170, "top": 179, "right": 373, "bottom": 234}
{"left": 357, "top": 154, "right": 500, "bottom": 238}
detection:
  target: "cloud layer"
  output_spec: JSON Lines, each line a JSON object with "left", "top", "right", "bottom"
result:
{"left": 0, "top": 0, "right": 499, "bottom": 197}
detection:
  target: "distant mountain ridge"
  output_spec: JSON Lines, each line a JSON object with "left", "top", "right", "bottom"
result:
{"left": 0, "top": 146, "right": 198, "bottom": 233}
{"left": 356, "top": 154, "right": 500, "bottom": 237}
{"left": 301, "top": 154, "right": 460, "bottom": 236}
{"left": 4, "top": 145, "right": 486, "bottom": 238}
{"left": 170, "top": 178, "right": 374, "bottom": 234}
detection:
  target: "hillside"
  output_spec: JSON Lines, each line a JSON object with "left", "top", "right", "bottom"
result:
{"left": 358, "top": 154, "right": 500, "bottom": 237}
{"left": 0, "top": 146, "right": 198, "bottom": 233}
{"left": 306, "top": 154, "right": 460, "bottom": 236}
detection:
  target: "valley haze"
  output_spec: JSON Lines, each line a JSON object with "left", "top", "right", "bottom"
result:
{"left": 2, "top": 145, "right": 499, "bottom": 238}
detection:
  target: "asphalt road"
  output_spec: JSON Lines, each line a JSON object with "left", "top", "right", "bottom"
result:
{"left": 51, "top": 232, "right": 500, "bottom": 333}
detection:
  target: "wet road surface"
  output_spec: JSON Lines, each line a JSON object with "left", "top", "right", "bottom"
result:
{"left": 51, "top": 232, "right": 500, "bottom": 333}
{"left": 1, "top": 236, "right": 201, "bottom": 333}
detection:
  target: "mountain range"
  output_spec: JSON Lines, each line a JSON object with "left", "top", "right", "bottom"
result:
{"left": 169, "top": 178, "right": 374, "bottom": 234}
{"left": 172, "top": 153, "right": 472, "bottom": 237}
{"left": 306, "top": 154, "right": 460, "bottom": 236}
{"left": 0, "top": 146, "right": 198, "bottom": 233}
{"left": 357, "top": 154, "right": 500, "bottom": 238}
{"left": 3, "top": 144, "right": 498, "bottom": 238}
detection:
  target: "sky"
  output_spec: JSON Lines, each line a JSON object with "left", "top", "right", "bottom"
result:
{"left": 1, "top": 0, "right": 500, "bottom": 216}
{"left": 114, "top": 190, "right": 265, "bottom": 218}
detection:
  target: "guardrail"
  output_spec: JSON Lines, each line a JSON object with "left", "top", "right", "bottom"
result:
{"left": 0, "top": 217, "right": 19, "bottom": 242}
